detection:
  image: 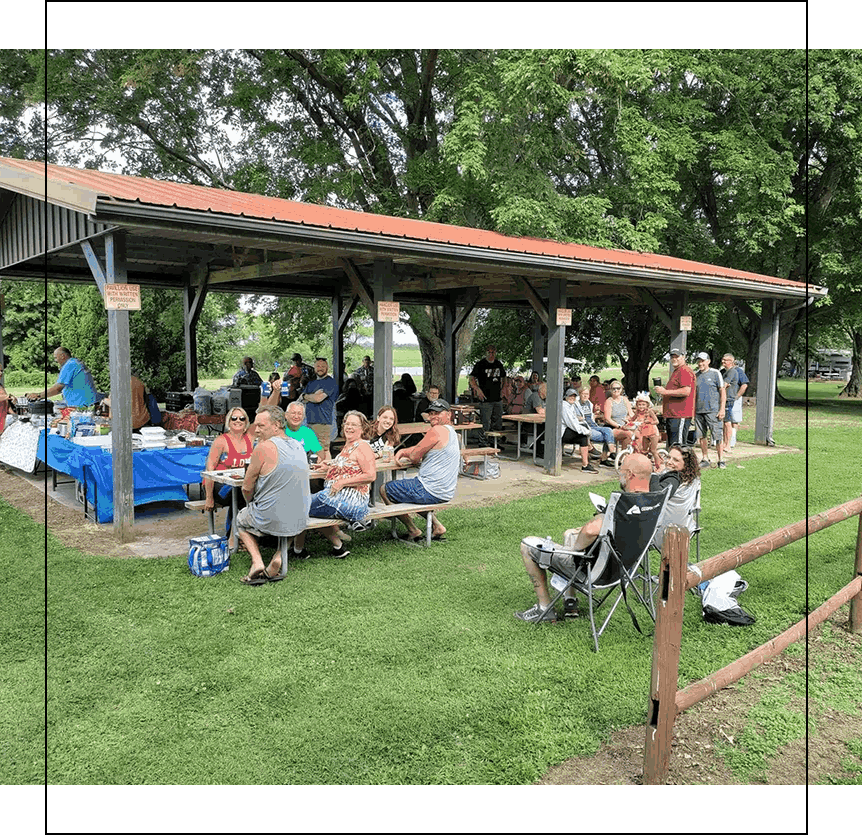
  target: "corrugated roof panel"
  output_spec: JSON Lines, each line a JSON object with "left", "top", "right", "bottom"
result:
{"left": 0, "top": 157, "right": 814, "bottom": 292}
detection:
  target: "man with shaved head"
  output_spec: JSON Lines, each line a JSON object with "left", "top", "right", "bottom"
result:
{"left": 514, "top": 453, "right": 654, "bottom": 624}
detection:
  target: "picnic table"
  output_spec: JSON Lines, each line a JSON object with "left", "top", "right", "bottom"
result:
{"left": 200, "top": 458, "right": 413, "bottom": 552}
{"left": 395, "top": 421, "right": 482, "bottom": 449}
{"left": 501, "top": 413, "right": 546, "bottom": 464}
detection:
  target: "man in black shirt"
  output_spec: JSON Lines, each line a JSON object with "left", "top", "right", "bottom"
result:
{"left": 469, "top": 344, "right": 506, "bottom": 444}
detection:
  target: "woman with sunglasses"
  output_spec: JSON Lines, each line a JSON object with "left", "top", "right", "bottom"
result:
{"left": 603, "top": 381, "right": 633, "bottom": 450}
{"left": 204, "top": 407, "right": 255, "bottom": 518}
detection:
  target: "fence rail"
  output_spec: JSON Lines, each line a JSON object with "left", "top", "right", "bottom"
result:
{"left": 643, "top": 495, "right": 862, "bottom": 785}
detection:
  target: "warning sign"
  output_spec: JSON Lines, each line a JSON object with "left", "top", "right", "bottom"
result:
{"left": 104, "top": 284, "right": 141, "bottom": 311}
{"left": 377, "top": 301, "right": 400, "bottom": 322}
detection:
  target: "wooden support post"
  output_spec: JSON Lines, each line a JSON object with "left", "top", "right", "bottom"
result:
{"left": 754, "top": 299, "right": 779, "bottom": 445}
{"left": 104, "top": 231, "right": 134, "bottom": 543}
{"left": 531, "top": 318, "right": 544, "bottom": 379}
{"left": 443, "top": 300, "right": 456, "bottom": 404}
{"left": 851, "top": 513, "right": 862, "bottom": 634}
{"left": 183, "top": 264, "right": 208, "bottom": 392}
{"left": 669, "top": 291, "right": 689, "bottom": 374}
{"left": 331, "top": 294, "right": 344, "bottom": 387}
{"left": 543, "top": 279, "right": 566, "bottom": 476}
{"left": 643, "top": 525, "right": 689, "bottom": 785}
{"left": 372, "top": 259, "right": 395, "bottom": 416}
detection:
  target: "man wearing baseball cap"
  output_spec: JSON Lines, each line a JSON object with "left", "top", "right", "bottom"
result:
{"left": 693, "top": 352, "right": 727, "bottom": 469}
{"left": 380, "top": 398, "right": 460, "bottom": 542}
{"left": 655, "top": 348, "right": 696, "bottom": 448}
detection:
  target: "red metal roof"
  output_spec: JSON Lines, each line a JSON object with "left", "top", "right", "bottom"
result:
{"left": 2, "top": 158, "right": 812, "bottom": 291}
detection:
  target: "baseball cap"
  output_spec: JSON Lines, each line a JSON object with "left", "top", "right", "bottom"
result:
{"left": 669, "top": 348, "right": 683, "bottom": 357}
{"left": 696, "top": 352, "right": 710, "bottom": 361}
{"left": 426, "top": 398, "right": 451, "bottom": 412}
{"left": 564, "top": 388, "right": 577, "bottom": 397}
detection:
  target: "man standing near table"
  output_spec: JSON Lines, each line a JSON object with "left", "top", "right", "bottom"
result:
{"left": 232, "top": 356, "right": 264, "bottom": 389}
{"left": 237, "top": 405, "right": 311, "bottom": 585}
{"left": 654, "top": 348, "right": 696, "bottom": 448}
{"left": 301, "top": 358, "right": 339, "bottom": 454}
{"left": 26, "top": 347, "right": 99, "bottom": 407}
{"left": 469, "top": 344, "right": 506, "bottom": 446}
{"left": 380, "top": 399, "right": 460, "bottom": 542}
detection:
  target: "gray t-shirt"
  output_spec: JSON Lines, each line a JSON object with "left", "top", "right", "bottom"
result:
{"left": 721, "top": 366, "right": 741, "bottom": 400}
{"left": 524, "top": 391, "right": 546, "bottom": 414}
{"left": 246, "top": 436, "right": 311, "bottom": 536}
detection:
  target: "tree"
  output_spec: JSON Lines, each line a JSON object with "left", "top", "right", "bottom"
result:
{"left": 20, "top": 48, "right": 851, "bottom": 395}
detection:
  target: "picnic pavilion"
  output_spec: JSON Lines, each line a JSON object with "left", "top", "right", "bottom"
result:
{"left": 0, "top": 158, "right": 826, "bottom": 540}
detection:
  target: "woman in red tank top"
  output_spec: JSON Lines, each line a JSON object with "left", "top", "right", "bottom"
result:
{"left": 204, "top": 407, "right": 254, "bottom": 511}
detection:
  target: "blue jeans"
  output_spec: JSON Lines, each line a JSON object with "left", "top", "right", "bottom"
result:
{"left": 384, "top": 476, "right": 445, "bottom": 505}
{"left": 588, "top": 425, "right": 615, "bottom": 449}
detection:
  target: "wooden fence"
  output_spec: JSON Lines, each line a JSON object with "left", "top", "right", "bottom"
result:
{"left": 643, "top": 495, "right": 862, "bottom": 785}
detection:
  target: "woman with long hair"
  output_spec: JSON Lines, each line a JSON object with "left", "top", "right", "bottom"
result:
{"left": 603, "top": 381, "right": 633, "bottom": 449}
{"left": 365, "top": 405, "right": 401, "bottom": 457}
{"left": 203, "top": 406, "right": 255, "bottom": 530}
{"left": 652, "top": 444, "right": 701, "bottom": 550}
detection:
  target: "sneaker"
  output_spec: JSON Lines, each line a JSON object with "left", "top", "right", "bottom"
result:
{"left": 589, "top": 450, "right": 602, "bottom": 460}
{"left": 514, "top": 603, "right": 558, "bottom": 623}
{"left": 717, "top": 460, "right": 726, "bottom": 469}
{"left": 699, "top": 459, "right": 711, "bottom": 468}
{"left": 581, "top": 464, "right": 599, "bottom": 474}
{"left": 563, "top": 598, "right": 580, "bottom": 619}
{"left": 349, "top": 517, "right": 374, "bottom": 532}
{"left": 730, "top": 579, "right": 749, "bottom": 598}
{"left": 292, "top": 547, "right": 310, "bottom": 560}
{"left": 331, "top": 544, "right": 350, "bottom": 559}
{"left": 607, "top": 452, "right": 616, "bottom": 461}
{"left": 599, "top": 459, "right": 615, "bottom": 468}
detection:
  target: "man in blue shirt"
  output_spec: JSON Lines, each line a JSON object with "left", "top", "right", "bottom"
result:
{"left": 27, "top": 347, "right": 98, "bottom": 407}
{"left": 301, "top": 357, "right": 339, "bottom": 453}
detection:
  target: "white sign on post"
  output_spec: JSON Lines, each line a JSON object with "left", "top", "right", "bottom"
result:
{"left": 104, "top": 284, "right": 141, "bottom": 311}
{"left": 679, "top": 315, "right": 692, "bottom": 331}
{"left": 556, "top": 308, "right": 572, "bottom": 326}
{"left": 377, "top": 301, "right": 400, "bottom": 322}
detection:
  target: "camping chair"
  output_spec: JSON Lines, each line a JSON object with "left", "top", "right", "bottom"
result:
{"left": 540, "top": 487, "right": 672, "bottom": 652}
{"left": 651, "top": 479, "right": 701, "bottom": 562}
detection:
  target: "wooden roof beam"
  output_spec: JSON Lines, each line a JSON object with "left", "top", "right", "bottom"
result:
{"left": 512, "top": 276, "right": 548, "bottom": 328}
{"left": 339, "top": 257, "right": 374, "bottom": 316}
{"left": 205, "top": 254, "right": 346, "bottom": 285}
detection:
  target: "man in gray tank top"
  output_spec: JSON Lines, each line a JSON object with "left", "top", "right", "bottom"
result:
{"left": 237, "top": 405, "right": 311, "bottom": 584}
{"left": 380, "top": 398, "right": 460, "bottom": 542}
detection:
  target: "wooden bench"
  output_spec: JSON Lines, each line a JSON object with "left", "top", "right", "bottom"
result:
{"left": 363, "top": 501, "right": 452, "bottom": 546}
{"left": 185, "top": 500, "right": 222, "bottom": 534}
{"left": 460, "top": 446, "right": 500, "bottom": 480}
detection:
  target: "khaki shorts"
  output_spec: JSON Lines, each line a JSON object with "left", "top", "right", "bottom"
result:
{"left": 234, "top": 505, "right": 269, "bottom": 540}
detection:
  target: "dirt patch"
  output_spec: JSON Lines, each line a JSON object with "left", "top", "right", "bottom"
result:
{"left": 0, "top": 465, "right": 198, "bottom": 558}
{"left": 539, "top": 610, "right": 862, "bottom": 785}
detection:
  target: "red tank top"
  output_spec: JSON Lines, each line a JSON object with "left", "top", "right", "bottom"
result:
{"left": 215, "top": 433, "right": 253, "bottom": 470}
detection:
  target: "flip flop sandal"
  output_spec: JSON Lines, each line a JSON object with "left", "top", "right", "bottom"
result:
{"left": 241, "top": 572, "right": 269, "bottom": 586}
{"left": 431, "top": 534, "right": 447, "bottom": 542}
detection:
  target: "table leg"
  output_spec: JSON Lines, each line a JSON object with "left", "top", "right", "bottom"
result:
{"left": 229, "top": 486, "right": 239, "bottom": 554}
{"left": 532, "top": 423, "right": 538, "bottom": 464}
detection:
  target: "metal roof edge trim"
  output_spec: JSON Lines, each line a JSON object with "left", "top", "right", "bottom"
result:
{"left": 93, "top": 201, "right": 824, "bottom": 300}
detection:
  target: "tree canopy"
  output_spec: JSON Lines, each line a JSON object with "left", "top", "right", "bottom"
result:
{"left": 2, "top": 49, "right": 859, "bottom": 395}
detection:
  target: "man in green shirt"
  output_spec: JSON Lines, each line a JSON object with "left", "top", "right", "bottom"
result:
{"left": 284, "top": 401, "right": 328, "bottom": 462}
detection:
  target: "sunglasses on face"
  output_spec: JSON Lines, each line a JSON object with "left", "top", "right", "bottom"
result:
{"left": 230, "top": 416, "right": 247, "bottom": 422}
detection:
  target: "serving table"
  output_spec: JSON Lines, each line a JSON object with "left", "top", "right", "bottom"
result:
{"left": 39, "top": 431, "right": 209, "bottom": 523}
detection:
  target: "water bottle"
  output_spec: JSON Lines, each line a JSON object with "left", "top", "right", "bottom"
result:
{"left": 544, "top": 535, "right": 554, "bottom": 552}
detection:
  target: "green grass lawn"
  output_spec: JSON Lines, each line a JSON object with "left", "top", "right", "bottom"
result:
{"left": 2, "top": 384, "right": 860, "bottom": 786}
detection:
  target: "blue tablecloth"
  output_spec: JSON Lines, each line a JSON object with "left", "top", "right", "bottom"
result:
{"left": 38, "top": 431, "right": 210, "bottom": 523}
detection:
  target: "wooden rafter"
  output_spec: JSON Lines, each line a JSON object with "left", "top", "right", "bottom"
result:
{"left": 205, "top": 254, "right": 345, "bottom": 285}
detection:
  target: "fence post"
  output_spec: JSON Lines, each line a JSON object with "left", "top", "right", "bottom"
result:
{"left": 851, "top": 514, "right": 862, "bottom": 634}
{"left": 643, "top": 525, "right": 689, "bottom": 785}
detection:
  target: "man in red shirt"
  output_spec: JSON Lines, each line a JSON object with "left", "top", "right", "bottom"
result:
{"left": 655, "top": 348, "right": 696, "bottom": 448}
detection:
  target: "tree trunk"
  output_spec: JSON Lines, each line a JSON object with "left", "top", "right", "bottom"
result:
{"left": 838, "top": 329, "right": 862, "bottom": 398}
{"left": 404, "top": 304, "right": 476, "bottom": 396}
{"left": 618, "top": 308, "right": 657, "bottom": 398}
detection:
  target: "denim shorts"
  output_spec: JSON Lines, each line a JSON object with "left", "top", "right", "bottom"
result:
{"left": 384, "top": 476, "right": 444, "bottom": 505}
{"left": 589, "top": 426, "right": 615, "bottom": 447}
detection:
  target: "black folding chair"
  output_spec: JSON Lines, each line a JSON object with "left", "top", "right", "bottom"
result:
{"left": 542, "top": 487, "right": 672, "bottom": 651}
